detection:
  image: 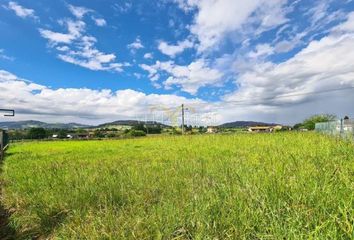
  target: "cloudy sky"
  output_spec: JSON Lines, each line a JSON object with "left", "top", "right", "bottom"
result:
{"left": 1, "top": 0, "right": 354, "bottom": 125}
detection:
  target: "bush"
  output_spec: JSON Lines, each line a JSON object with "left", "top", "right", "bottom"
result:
{"left": 128, "top": 130, "right": 146, "bottom": 137}
{"left": 93, "top": 129, "right": 105, "bottom": 138}
{"left": 27, "top": 128, "right": 47, "bottom": 139}
{"left": 132, "top": 124, "right": 147, "bottom": 133}
{"left": 58, "top": 129, "right": 68, "bottom": 139}
{"left": 146, "top": 125, "right": 162, "bottom": 134}
{"left": 107, "top": 133, "right": 117, "bottom": 138}
{"left": 302, "top": 114, "right": 336, "bottom": 130}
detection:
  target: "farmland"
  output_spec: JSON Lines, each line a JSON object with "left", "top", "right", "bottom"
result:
{"left": 1, "top": 133, "right": 354, "bottom": 239}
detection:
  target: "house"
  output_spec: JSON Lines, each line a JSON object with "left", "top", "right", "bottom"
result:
{"left": 207, "top": 126, "right": 218, "bottom": 133}
{"left": 248, "top": 126, "right": 273, "bottom": 132}
{"left": 74, "top": 133, "right": 90, "bottom": 139}
{"left": 248, "top": 125, "right": 285, "bottom": 133}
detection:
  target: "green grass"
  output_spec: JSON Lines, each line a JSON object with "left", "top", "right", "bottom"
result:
{"left": 1, "top": 133, "right": 353, "bottom": 239}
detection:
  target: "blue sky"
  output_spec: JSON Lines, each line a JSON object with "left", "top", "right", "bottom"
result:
{"left": 1, "top": 0, "right": 354, "bottom": 125}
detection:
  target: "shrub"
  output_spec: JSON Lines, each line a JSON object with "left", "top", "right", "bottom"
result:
{"left": 128, "top": 130, "right": 146, "bottom": 137}
{"left": 27, "top": 128, "right": 47, "bottom": 139}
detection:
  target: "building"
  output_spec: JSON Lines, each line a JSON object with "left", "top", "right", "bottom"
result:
{"left": 74, "top": 133, "right": 90, "bottom": 139}
{"left": 315, "top": 118, "right": 354, "bottom": 137}
{"left": 248, "top": 126, "right": 273, "bottom": 132}
{"left": 248, "top": 125, "right": 283, "bottom": 133}
{"left": 207, "top": 126, "right": 218, "bottom": 133}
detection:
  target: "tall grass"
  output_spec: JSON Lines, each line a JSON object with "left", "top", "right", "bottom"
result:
{"left": 1, "top": 132, "right": 353, "bottom": 239}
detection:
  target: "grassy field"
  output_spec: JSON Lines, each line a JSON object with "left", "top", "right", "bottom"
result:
{"left": 1, "top": 133, "right": 353, "bottom": 239}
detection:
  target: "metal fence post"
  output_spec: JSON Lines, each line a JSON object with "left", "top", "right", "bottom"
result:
{"left": 0, "top": 130, "right": 3, "bottom": 161}
{"left": 340, "top": 118, "right": 344, "bottom": 138}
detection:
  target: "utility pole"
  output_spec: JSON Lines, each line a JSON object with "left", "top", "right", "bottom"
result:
{"left": 181, "top": 104, "right": 185, "bottom": 135}
{"left": 182, "top": 104, "right": 188, "bottom": 135}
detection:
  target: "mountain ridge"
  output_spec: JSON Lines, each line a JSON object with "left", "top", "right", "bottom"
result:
{"left": 0, "top": 120, "right": 91, "bottom": 130}
{"left": 218, "top": 121, "right": 279, "bottom": 128}
{"left": 0, "top": 120, "right": 280, "bottom": 130}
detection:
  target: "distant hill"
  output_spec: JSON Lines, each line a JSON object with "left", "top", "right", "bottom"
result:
{"left": 219, "top": 121, "right": 279, "bottom": 128}
{"left": 1, "top": 119, "right": 278, "bottom": 130}
{"left": 0, "top": 120, "right": 91, "bottom": 130}
{"left": 0, "top": 120, "right": 171, "bottom": 130}
{"left": 97, "top": 120, "right": 170, "bottom": 129}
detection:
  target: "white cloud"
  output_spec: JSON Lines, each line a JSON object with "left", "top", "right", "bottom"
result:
{"left": 39, "top": 19, "right": 85, "bottom": 45}
{"left": 133, "top": 73, "right": 143, "bottom": 79}
{"left": 68, "top": 4, "right": 106, "bottom": 27}
{"left": 176, "top": 0, "right": 288, "bottom": 52}
{"left": 39, "top": 9, "right": 126, "bottom": 73}
{"left": 92, "top": 17, "right": 107, "bottom": 27}
{"left": 0, "top": 49, "right": 14, "bottom": 61}
{"left": 112, "top": 2, "right": 132, "bottom": 13}
{"left": 141, "top": 59, "right": 223, "bottom": 94}
{"left": 128, "top": 37, "right": 144, "bottom": 53}
{"left": 2, "top": 16, "right": 354, "bottom": 126}
{"left": 39, "top": 29, "right": 76, "bottom": 44}
{"left": 0, "top": 69, "right": 204, "bottom": 124}
{"left": 68, "top": 4, "right": 91, "bottom": 19}
{"left": 158, "top": 39, "right": 194, "bottom": 58}
{"left": 334, "top": 12, "right": 354, "bottom": 33}
{"left": 54, "top": 34, "right": 126, "bottom": 72}
{"left": 4, "top": 1, "right": 37, "bottom": 20}
{"left": 247, "top": 44, "right": 274, "bottom": 59}
{"left": 140, "top": 63, "right": 158, "bottom": 79}
{"left": 221, "top": 24, "right": 354, "bottom": 123}
{"left": 144, "top": 53, "right": 153, "bottom": 59}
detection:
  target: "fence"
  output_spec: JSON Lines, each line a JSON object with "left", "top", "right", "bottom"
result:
{"left": 0, "top": 129, "right": 10, "bottom": 160}
{"left": 315, "top": 119, "right": 354, "bottom": 139}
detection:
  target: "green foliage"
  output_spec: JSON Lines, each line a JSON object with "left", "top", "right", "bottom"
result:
{"left": 127, "top": 129, "right": 146, "bottom": 137}
{"left": 107, "top": 133, "right": 117, "bottom": 138}
{"left": 293, "top": 123, "right": 303, "bottom": 130}
{"left": 27, "top": 128, "right": 47, "bottom": 139}
{"left": 294, "top": 114, "right": 337, "bottom": 130}
{"left": 198, "top": 126, "right": 206, "bottom": 133}
{"left": 57, "top": 129, "right": 68, "bottom": 139}
{"left": 302, "top": 114, "right": 336, "bottom": 130}
{"left": 132, "top": 124, "right": 147, "bottom": 133}
{"left": 8, "top": 130, "right": 27, "bottom": 140}
{"left": 2, "top": 133, "right": 354, "bottom": 239}
{"left": 93, "top": 129, "right": 105, "bottom": 138}
{"left": 132, "top": 124, "right": 162, "bottom": 134}
{"left": 172, "top": 127, "right": 182, "bottom": 135}
{"left": 146, "top": 125, "right": 162, "bottom": 134}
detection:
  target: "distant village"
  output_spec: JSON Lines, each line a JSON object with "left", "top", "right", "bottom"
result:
{"left": 1, "top": 114, "right": 352, "bottom": 141}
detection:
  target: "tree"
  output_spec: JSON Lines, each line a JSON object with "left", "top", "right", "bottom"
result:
{"left": 93, "top": 129, "right": 105, "bottom": 138}
{"left": 302, "top": 114, "right": 336, "bottom": 130}
{"left": 198, "top": 126, "right": 206, "bottom": 133}
{"left": 133, "top": 124, "right": 147, "bottom": 133}
{"left": 293, "top": 123, "right": 303, "bottom": 130}
{"left": 128, "top": 130, "right": 146, "bottom": 137}
{"left": 58, "top": 129, "right": 68, "bottom": 139}
{"left": 27, "top": 128, "right": 47, "bottom": 139}
{"left": 146, "top": 125, "right": 162, "bottom": 134}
